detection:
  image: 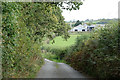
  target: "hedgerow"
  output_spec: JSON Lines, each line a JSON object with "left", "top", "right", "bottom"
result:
{"left": 66, "top": 23, "right": 120, "bottom": 78}
{"left": 2, "top": 2, "right": 71, "bottom": 78}
{"left": 2, "top": 3, "right": 44, "bottom": 78}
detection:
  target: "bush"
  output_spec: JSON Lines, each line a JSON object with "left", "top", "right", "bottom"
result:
{"left": 43, "top": 47, "right": 68, "bottom": 60}
{"left": 66, "top": 23, "right": 120, "bottom": 78}
{"left": 2, "top": 3, "right": 44, "bottom": 78}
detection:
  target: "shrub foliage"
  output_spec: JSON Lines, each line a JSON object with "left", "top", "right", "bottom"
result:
{"left": 66, "top": 23, "right": 120, "bottom": 78}
{"left": 2, "top": 2, "right": 71, "bottom": 78}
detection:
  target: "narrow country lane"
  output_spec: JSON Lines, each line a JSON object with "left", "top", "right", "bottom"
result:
{"left": 36, "top": 59, "right": 92, "bottom": 79}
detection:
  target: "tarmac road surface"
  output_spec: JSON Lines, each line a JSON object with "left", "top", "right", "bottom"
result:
{"left": 36, "top": 59, "right": 92, "bottom": 79}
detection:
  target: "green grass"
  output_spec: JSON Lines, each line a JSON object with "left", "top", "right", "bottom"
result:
{"left": 43, "top": 35, "right": 80, "bottom": 49}
{"left": 43, "top": 32, "right": 91, "bottom": 49}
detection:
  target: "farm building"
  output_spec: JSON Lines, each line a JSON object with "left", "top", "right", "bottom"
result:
{"left": 70, "top": 24, "right": 87, "bottom": 32}
{"left": 69, "top": 24, "right": 105, "bottom": 32}
{"left": 87, "top": 24, "right": 105, "bottom": 31}
{"left": 87, "top": 25, "right": 95, "bottom": 31}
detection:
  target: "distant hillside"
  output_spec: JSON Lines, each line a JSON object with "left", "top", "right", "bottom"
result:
{"left": 66, "top": 18, "right": 118, "bottom": 27}
{"left": 84, "top": 18, "right": 118, "bottom": 24}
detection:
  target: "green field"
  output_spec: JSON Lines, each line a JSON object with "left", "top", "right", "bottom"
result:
{"left": 43, "top": 35, "right": 80, "bottom": 49}
{"left": 43, "top": 32, "right": 91, "bottom": 49}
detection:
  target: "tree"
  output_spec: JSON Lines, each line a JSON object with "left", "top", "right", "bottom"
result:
{"left": 74, "top": 20, "right": 82, "bottom": 27}
{"left": 2, "top": 2, "right": 83, "bottom": 77}
{"left": 51, "top": 1, "right": 83, "bottom": 11}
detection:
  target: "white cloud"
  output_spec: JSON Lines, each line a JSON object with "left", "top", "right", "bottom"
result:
{"left": 62, "top": 0, "right": 120, "bottom": 21}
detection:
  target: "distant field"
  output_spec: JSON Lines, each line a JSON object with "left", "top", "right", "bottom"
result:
{"left": 43, "top": 32, "right": 91, "bottom": 49}
{"left": 43, "top": 35, "right": 80, "bottom": 49}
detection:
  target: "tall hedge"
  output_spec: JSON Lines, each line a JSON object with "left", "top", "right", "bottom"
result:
{"left": 66, "top": 23, "right": 120, "bottom": 78}
{"left": 2, "top": 3, "right": 44, "bottom": 78}
{"left": 2, "top": 2, "right": 71, "bottom": 78}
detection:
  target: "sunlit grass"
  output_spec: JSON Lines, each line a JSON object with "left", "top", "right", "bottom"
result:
{"left": 43, "top": 35, "right": 80, "bottom": 49}
{"left": 43, "top": 32, "right": 91, "bottom": 49}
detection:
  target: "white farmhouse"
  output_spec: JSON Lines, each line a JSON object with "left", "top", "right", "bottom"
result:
{"left": 70, "top": 24, "right": 87, "bottom": 32}
{"left": 69, "top": 24, "right": 105, "bottom": 32}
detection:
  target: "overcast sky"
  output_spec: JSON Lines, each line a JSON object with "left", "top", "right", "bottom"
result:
{"left": 62, "top": 0, "right": 120, "bottom": 21}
